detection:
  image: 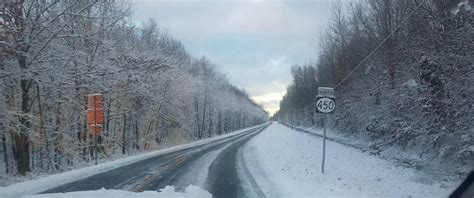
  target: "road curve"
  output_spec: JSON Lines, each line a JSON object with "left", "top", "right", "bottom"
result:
{"left": 41, "top": 123, "right": 270, "bottom": 197}
{"left": 206, "top": 128, "right": 263, "bottom": 198}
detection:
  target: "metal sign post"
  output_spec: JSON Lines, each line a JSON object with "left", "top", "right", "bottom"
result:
{"left": 322, "top": 114, "right": 327, "bottom": 173}
{"left": 87, "top": 94, "right": 104, "bottom": 166}
{"left": 94, "top": 96, "right": 97, "bottom": 165}
{"left": 315, "top": 87, "right": 335, "bottom": 174}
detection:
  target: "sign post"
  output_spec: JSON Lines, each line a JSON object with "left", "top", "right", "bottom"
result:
{"left": 316, "top": 87, "right": 335, "bottom": 174}
{"left": 322, "top": 113, "right": 327, "bottom": 173}
{"left": 87, "top": 94, "right": 104, "bottom": 165}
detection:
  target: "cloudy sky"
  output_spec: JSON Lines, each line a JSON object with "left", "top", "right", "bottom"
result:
{"left": 131, "top": 0, "right": 337, "bottom": 115}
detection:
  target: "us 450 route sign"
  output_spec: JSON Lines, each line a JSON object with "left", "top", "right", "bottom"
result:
{"left": 316, "top": 87, "right": 335, "bottom": 113}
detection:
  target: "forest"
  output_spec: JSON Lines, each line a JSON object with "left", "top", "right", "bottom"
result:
{"left": 0, "top": 0, "right": 268, "bottom": 177}
{"left": 273, "top": 0, "right": 473, "bottom": 174}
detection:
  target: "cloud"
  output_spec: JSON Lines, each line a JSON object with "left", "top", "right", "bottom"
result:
{"left": 234, "top": 56, "right": 291, "bottom": 115}
{"left": 131, "top": 0, "right": 335, "bottom": 114}
{"left": 252, "top": 90, "right": 285, "bottom": 115}
{"left": 252, "top": 91, "right": 286, "bottom": 103}
{"left": 132, "top": 0, "right": 323, "bottom": 40}
{"left": 225, "top": 0, "right": 313, "bottom": 35}
{"left": 223, "top": 55, "right": 291, "bottom": 92}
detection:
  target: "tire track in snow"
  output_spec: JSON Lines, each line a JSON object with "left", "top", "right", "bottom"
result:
{"left": 206, "top": 124, "right": 269, "bottom": 198}
{"left": 237, "top": 143, "right": 266, "bottom": 198}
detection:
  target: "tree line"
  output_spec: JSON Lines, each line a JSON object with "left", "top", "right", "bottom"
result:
{"left": 274, "top": 0, "right": 473, "bottom": 167}
{"left": 0, "top": 1, "right": 268, "bottom": 176}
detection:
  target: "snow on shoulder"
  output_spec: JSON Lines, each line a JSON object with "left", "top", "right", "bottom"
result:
{"left": 23, "top": 185, "right": 211, "bottom": 198}
{"left": 242, "top": 122, "right": 458, "bottom": 198}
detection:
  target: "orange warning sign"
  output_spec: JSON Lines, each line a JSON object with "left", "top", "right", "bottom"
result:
{"left": 87, "top": 94, "right": 104, "bottom": 135}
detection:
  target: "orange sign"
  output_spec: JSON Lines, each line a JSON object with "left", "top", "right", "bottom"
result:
{"left": 87, "top": 94, "right": 104, "bottom": 135}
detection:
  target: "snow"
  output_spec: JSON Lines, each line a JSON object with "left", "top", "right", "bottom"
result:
{"left": 242, "top": 122, "right": 460, "bottom": 198}
{"left": 22, "top": 185, "right": 211, "bottom": 198}
{"left": 0, "top": 124, "right": 265, "bottom": 198}
{"left": 401, "top": 79, "right": 418, "bottom": 87}
{"left": 173, "top": 144, "right": 228, "bottom": 189}
{"left": 292, "top": 124, "right": 467, "bottom": 179}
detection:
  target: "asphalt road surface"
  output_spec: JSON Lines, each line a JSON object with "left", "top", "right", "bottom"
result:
{"left": 41, "top": 123, "right": 270, "bottom": 198}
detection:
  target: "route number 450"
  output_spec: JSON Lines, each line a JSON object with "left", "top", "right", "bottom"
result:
{"left": 316, "top": 98, "right": 335, "bottom": 113}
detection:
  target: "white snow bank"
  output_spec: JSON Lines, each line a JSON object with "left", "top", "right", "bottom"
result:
{"left": 22, "top": 185, "right": 211, "bottom": 198}
{"left": 242, "top": 122, "right": 459, "bottom": 198}
{"left": 0, "top": 124, "right": 266, "bottom": 198}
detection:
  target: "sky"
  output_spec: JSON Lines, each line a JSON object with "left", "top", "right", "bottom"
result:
{"left": 131, "top": 0, "right": 336, "bottom": 115}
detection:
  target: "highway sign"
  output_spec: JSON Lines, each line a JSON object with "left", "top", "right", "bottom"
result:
{"left": 317, "top": 87, "right": 335, "bottom": 98}
{"left": 315, "top": 87, "right": 336, "bottom": 174}
{"left": 87, "top": 94, "right": 104, "bottom": 135}
{"left": 316, "top": 87, "right": 336, "bottom": 113}
{"left": 316, "top": 97, "right": 335, "bottom": 113}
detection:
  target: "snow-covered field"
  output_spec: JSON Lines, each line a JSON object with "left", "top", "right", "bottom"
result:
{"left": 0, "top": 124, "right": 264, "bottom": 198}
{"left": 242, "top": 122, "right": 461, "bottom": 198}
{"left": 291, "top": 124, "right": 471, "bottom": 179}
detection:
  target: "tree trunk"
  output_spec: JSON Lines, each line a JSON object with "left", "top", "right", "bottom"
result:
{"left": 15, "top": 57, "right": 31, "bottom": 175}
{"left": 200, "top": 92, "right": 207, "bottom": 140}
{"left": 1, "top": 84, "right": 9, "bottom": 173}
{"left": 207, "top": 106, "right": 213, "bottom": 138}
{"left": 217, "top": 111, "right": 222, "bottom": 135}
{"left": 105, "top": 98, "right": 111, "bottom": 137}
{"left": 122, "top": 113, "right": 127, "bottom": 155}
{"left": 53, "top": 94, "right": 63, "bottom": 170}
{"left": 194, "top": 99, "right": 200, "bottom": 139}
{"left": 2, "top": 132, "right": 8, "bottom": 173}
{"left": 134, "top": 120, "right": 139, "bottom": 150}
{"left": 36, "top": 85, "right": 53, "bottom": 171}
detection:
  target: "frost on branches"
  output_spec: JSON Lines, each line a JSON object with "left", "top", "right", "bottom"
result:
{"left": 0, "top": 1, "right": 267, "bottom": 181}
{"left": 273, "top": 0, "right": 473, "bottom": 176}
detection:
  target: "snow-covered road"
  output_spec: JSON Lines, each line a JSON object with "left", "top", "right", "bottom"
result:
{"left": 2, "top": 122, "right": 463, "bottom": 198}
{"left": 241, "top": 122, "right": 460, "bottom": 197}
{"left": 0, "top": 124, "right": 269, "bottom": 198}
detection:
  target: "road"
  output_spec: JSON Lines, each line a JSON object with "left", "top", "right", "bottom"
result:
{"left": 41, "top": 123, "right": 270, "bottom": 198}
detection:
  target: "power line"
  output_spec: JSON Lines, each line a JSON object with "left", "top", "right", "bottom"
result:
{"left": 282, "top": 1, "right": 425, "bottom": 118}
{"left": 335, "top": 0, "right": 425, "bottom": 89}
{"left": 290, "top": 102, "right": 315, "bottom": 112}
